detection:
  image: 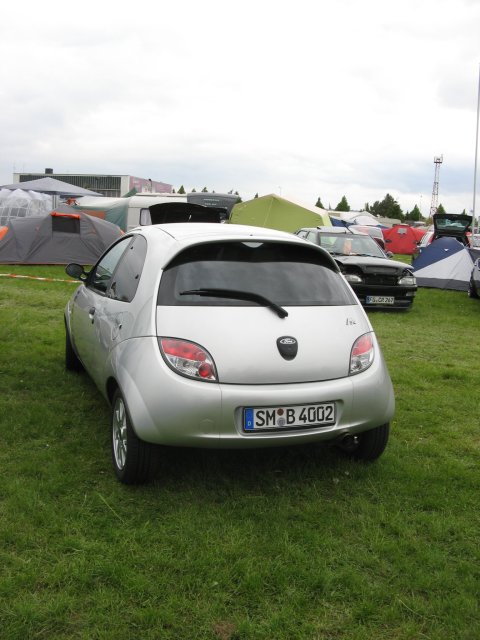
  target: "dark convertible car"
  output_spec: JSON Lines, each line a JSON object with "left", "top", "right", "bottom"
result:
{"left": 295, "top": 227, "right": 417, "bottom": 310}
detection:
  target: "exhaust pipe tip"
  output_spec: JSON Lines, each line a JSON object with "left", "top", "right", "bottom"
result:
{"left": 336, "top": 433, "right": 359, "bottom": 453}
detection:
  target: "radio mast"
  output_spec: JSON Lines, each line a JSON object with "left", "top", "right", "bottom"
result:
{"left": 429, "top": 155, "right": 443, "bottom": 217}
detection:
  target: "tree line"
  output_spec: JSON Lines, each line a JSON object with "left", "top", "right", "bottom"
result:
{"left": 174, "top": 186, "right": 461, "bottom": 224}
{"left": 316, "top": 193, "right": 435, "bottom": 223}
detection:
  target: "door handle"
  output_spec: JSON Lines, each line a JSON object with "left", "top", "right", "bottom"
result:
{"left": 88, "top": 307, "right": 96, "bottom": 323}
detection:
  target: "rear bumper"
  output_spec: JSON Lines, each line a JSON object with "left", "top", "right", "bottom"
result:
{"left": 110, "top": 337, "right": 395, "bottom": 448}
{"left": 353, "top": 285, "right": 416, "bottom": 309}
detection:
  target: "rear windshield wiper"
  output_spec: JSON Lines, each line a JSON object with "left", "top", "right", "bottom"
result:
{"left": 180, "top": 288, "right": 288, "bottom": 318}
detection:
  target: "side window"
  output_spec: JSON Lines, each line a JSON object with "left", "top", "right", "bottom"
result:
{"left": 306, "top": 231, "right": 318, "bottom": 244}
{"left": 89, "top": 237, "right": 133, "bottom": 293}
{"left": 109, "top": 235, "right": 148, "bottom": 302}
{"left": 296, "top": 230, "right": 307, "bottom": 238}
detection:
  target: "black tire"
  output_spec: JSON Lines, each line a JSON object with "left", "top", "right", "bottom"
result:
{"left": 65, "top": 322, "right": 83, "bottom": 372}
{"left": 339, "top": 423, "right": 390, "bottom": 462}
{"left": 468, "top": 278, "right": 479, "bottom": 299}
{"left": 111, "top": 389, "right": 160, "bottom": 484}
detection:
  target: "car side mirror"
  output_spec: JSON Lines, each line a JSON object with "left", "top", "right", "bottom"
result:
{"left": 385, "top": 251, "right": 394, "bottom": 258}
{"left": 66, "top": 263, "right": 88, "bottom": 281}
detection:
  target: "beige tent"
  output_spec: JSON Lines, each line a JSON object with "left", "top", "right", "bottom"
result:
{"left": 229, "top": 194, "right": 331, "bottom": 232}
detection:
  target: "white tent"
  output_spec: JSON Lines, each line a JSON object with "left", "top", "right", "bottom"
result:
{"left": 0, "top": 189, "right": 52, "bottom": 226}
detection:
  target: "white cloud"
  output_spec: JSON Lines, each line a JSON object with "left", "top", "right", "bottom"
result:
{"left": 1, "top": 0, "right": 479, "bottom": 214}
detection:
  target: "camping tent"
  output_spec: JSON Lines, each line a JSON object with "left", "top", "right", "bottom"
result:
{"left": 0, "top": 188, "right": 53, "bottom": 226}
{"left": 411, "top": 237, "right": 479, "bottom": 291}
{"left": 0, "top": 209, "right": 123, "bottom": 265}
{"left": 0, "top": 177, "right": 101, "bottom": 198}
{"left": 0, "top": 177, "right": 102, "bottom": 213}
{"left": 73, "top": 196, "right": 130, "bottom": 229}
{"left": 229, "top": 194, "right": 331, "bottom": 232}
{"left": 382, "top": 224, "right": 427, "bottom": 255}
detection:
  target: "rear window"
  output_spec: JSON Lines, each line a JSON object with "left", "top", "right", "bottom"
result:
{"left": 435, "top": 216, "right": 471, "bottom": 232}
{"left": 158, "top": 241, "right": 356, "bottom": 307}
{"left": 316, "top": 233, "right": 385, "bottom": 258}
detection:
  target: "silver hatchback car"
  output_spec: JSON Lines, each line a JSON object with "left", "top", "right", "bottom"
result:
{"left": 64, "top": 223, "right": 395, "bottom": 484}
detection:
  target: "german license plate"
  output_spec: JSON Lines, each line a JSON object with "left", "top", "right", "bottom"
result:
{"left": 366, "top": 295, "right": 395, "bottom": 304}
{"left": 244, "top": 403, "right": 335, "bottom": 431}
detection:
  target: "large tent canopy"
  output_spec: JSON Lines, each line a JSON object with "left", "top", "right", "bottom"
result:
{"left": 0, "top": 177, "right": 102, "bottom": 197}
{"left": 229, "top": 194, "right": 331, "bottom": 232}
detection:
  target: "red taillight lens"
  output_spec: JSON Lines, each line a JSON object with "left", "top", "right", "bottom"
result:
{"left": 349, "top": 333, "right": 374, "bottom": 375}
{"left": 159, "top": 338, "right": 217, "bottom": 381}
{"left": 198, "top": 362, "right": 214, "bottom": 378}
{"left": 162, "top": 339, "right": 206, "bottom": 362}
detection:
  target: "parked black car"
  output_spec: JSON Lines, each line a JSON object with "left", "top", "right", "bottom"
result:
{"left": 295, "top": 227, "right": 417, "bottom": 310}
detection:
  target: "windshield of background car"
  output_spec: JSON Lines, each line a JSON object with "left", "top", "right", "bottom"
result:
{"left": 316, "top": 233, "right": 385, "bottom": 258}
{"left": 157, "top": 241, "right": 357, "bottom": 307}
{"left": 434, "top": 215, "right": 472, "bottom": 233}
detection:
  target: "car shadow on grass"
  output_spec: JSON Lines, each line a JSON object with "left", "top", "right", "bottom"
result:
{"left": 148, "top": 442, "right": 376, "bottom": 496}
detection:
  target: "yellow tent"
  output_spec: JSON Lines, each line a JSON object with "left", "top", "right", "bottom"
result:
{"left": 229, "top": 194, "right": 331, "bottom": 233}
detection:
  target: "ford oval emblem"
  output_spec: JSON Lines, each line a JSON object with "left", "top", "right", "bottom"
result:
{"left": 277, "top": 336, "right": 298, "bottom": 360}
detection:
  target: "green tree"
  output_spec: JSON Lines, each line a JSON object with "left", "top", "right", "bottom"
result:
{"left": 335, "top": 196, "right": 350, "bottom": 212}
{"left": 177, "top": 185, "right": 186, "bottom": 194}
{"left": 405, "top": 204, "right": 422, "bottom": 222}
{"left": 201, "top": 187, "right": 208, "bottom": 193}
{"left": 254, "top": 193, "right": 259, "bottom": 199}
{"left": 436, "top": 203, "right": 446, "bottom": 215}
{"left": 369, "top": 193, "right": 403, "bottom": 221}
{"left": 315, "top": 197, "right": 325, "bottom": 209}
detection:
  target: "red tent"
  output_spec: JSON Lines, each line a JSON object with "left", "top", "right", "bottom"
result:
{"left": 382, "top": 225, "right": 427, "bottom": 255}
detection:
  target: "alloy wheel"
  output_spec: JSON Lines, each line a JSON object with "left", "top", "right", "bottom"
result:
{"left": 112, "top": 396, "right": 128, "bottom": 470}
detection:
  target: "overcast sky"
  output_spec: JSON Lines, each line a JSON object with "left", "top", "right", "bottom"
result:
{"left": 1, "top": 0, "right": 479, "bottom": 215}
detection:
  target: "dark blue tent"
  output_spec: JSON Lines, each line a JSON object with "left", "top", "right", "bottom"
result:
{"left": 411, "top": 237, "right": 478, "bottom": 291}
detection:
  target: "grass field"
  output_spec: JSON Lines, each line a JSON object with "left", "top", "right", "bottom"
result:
{"left": 0, "top": 264, "right": 479, "bottom": 640}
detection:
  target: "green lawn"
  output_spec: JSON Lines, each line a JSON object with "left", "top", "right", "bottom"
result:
{"left": 0, "top": 265, "right": 479, "bottom": 640}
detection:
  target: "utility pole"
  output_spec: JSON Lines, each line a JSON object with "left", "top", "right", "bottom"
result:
{"left": 429, "top": 155, "right": 443, "bottom": 217}
{"left": 473, "top": 64, "right": 480, "bottom": 231}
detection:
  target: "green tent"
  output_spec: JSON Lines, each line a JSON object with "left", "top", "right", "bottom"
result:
{"left": 229, "top": 194, "right": 331, "bottom": 232}
{"left": 73, "top": 197, "right": 129, "bottom": 230}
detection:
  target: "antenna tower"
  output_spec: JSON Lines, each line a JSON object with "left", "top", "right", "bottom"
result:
{"left": 429, "top": 155, "right": 443, "bottom": 217}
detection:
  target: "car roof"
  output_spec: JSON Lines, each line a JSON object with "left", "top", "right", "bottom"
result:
{"left": 297, "top": 226, "right": 366, "bottom": 235}
{"left": 132, "top": 223, "right": 339, "bottom": 270}
{"left": 142, "top": 222, "right": 299, "bottom": 243}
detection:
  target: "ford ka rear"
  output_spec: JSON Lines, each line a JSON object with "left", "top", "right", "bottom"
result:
{"left": 64, "top": 224, "right": 395, "bottom": 484}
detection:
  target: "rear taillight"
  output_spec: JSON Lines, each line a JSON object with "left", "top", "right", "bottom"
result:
{"left": 159, "top": 338, "right": 217, "bottom": 381}
{"left": 349, "top": 333, "right": 374, "bottom": 375}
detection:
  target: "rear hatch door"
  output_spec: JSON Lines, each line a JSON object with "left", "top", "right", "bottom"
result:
{"left": 433, "top": 213, "right": 472, "bottom": 243}
{"left": 156, "top": 238, "right": 370, "bottom": 384}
